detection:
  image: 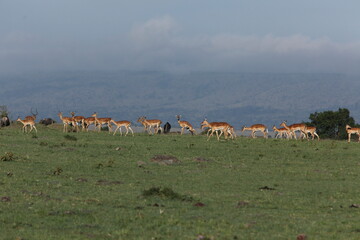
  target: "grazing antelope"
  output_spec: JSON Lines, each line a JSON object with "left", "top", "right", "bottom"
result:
{"left": 58, "top": 112, "right": 75, "bottom": 132}
{"left": 272, "top": 125, "right": 289, "bottom": 139}
{"left": 110, "top": 120, "right": 134, "bottom": 136}
{"left": 176, "top": 115, "right": 196, "bottom": 135}
{"left": 17, "top": 117, "right": 37, "bottom": 133}
{"left": 305, "top": 126, "right": 320, "bottom": 141}
{"left": 92, "top": 113, "right": 112, "bottom": 133}
{"left": 346, "top": 125, "right": 360, "bottom": 143}
{"left": 280, "top": 121, "right": 307, "bottom": 140}
{"left": 242, "top": 124, "right": 268, "bottom": 138}
{"left": 137, "top": 116, "right": 162, "bottom": 134}
{"left": 70, "top": 112, "right": 85, "bottom": 132}
{"left": 200, "top": 118, "right": 232, "bottom": 141}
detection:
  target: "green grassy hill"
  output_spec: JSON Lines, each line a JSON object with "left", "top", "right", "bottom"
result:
{"left": 1, "top": 125, "right": 360, "bottom": 239}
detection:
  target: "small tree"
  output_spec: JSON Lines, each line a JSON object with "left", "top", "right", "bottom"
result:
{"left": 0, "top": 105, "right": 8, "bottom": 118}
{"left": 307, "top": 108, "right": 356, "bottom": 139}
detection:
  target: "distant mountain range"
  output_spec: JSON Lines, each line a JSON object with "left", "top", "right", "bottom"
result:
{"left": 0, "top": 71, "right": 359, "bottom": 129}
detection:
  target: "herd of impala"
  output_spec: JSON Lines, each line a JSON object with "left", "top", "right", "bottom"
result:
{"left": 14, "top": 111, "right": 360, "bottom": 142}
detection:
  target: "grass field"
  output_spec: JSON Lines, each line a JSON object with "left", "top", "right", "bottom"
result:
{"left": 1, "top": 124, "right": 360, "bottom": 240}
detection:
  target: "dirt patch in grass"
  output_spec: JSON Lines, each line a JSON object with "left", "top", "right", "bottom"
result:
{"left": 236, "top": 201, "right": 250, "bottom": 208}
{"left": 1, "top": 196, "right": 11, "bottom": 202}
{"left": 259, "top": 186, "right": 276, "bottom": 191}
{"left": 1, "top": 152, "right": 15, "bottom": 161}
{"left": 150, "top": 155, "right": 180, "bottom": 165}
{"left": 96, "top": 180, "right": 124, "bottom": 185}
{"left": 48, "top": 209, "right": 92, "bottom": 216}
{"left": 193, "top": 202, "right": 205, "bottom": 207}
{"left": 64, "top": 135, "right": 77, "bottom": 141}
{"left": 194, "top": 157, "right": 211, "bottom": 162}
{"left": 76, "top": 178, "right": 88, "bottom": 182}
{"left": 142, "top": 187, "right": 194, "bottom": 202}
{"left": 349, "top": 204, "right": 360, "bottom": 208}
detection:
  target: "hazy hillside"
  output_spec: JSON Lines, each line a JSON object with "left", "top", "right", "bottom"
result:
{"left": 0, "top": 71, "right": 359, "bottom": 129}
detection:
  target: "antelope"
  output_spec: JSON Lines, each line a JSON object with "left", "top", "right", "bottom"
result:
{"left": 272, "top": 125, "right": 289, "bottom": 139}
{"left": 70, "top": 112, "right": 85, "bottom": 132}
{"left": 137, "top": 117, "right": 148, "bottom": 132}
{"left": 24, "top": 108, "right": 38, "bottom": 132}
{"left": 58, "top": 112, "right": 75, "bottom": 132}
{"left": 242, "top": 124, "right": 268, "bottom": 138}
{"left": 200, "top": 119, "right": 232, "bottom": 141}
{"left": 305, "top": 126, "right": 320, "bottom": 141}
{"left": 17, "top": 117, "right": 37, "bottom": 133}
{"left": 84, "top": 117, "right": 96, "bottom": 132}
{"left": 110, "top": 120, "right": 134, "bottom": 136}
{"left": 226, "top": 125, "right": 236, "bottom": 139}
{"left": 92, "top": 113, "right": 112, "bottom": 133}
{"left": 346, "top": 125, "right": 360, "bottom": 143}
{"left": 25, "top": 108, "right": 38, "bottom": 121}
{"left": 176, "top": 115, "right": 196, "bottom": 135}
{"left": 280, "top": 121, "right": 307, "bottom": 140}
{"left": 137, "top": 116, "right": 162, "bottom": 134}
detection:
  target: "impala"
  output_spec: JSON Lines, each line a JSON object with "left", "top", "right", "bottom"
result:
{"left": 226, "top": 125, "right": 236, "bottom": 139}
{"left": 346, "top": 125, "right": 360, "bottom": 143}
{"left": 305, "top": 126, "right": 320, "bottom": 141}
{"left": 110, "top": 119, "right": 134, "bottom": 136}
{"left": 58, "top": 112, "right": 75, "bottom": 132}
{"left": 137, "top": 116, "right": 162, "bottom": 134}
{"left": 92, "top": 113, "right": 112, "bottom": 133}
{"left": 70, "top": 112, "right": 85, "bottom": 132}
{"left": 84, "top": 117, "right": 96, "bottom": 132}
{"left": 242, "top": 124, "right": 268, "bottom": 138}
{"left": 17, "top": 117, "right": 37, "bottom": 133}
{"left": 137, "top": 117, "right": 148, "bottom": 132}
{"left": 25, "top": 108, "right": 38, "bottom": 121}
{"left": 176, "top": 115, "right": 196, "bottom": 135}
{"left": 272, "top": 125, "right": 289, "bottom": 139}
{"left": 200, "top": 119, "right": 232, "bottom": 141}
{"left": 280, "top": 121, "right": 307, "bottom": 140}
{"left": 24, "top": 108, "right": 38, "bottom": 132}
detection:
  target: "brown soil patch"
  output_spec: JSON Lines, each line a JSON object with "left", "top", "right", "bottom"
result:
{"left": 150, "top": 155, "right": 180, "bottom": 165}
{"left": 194, "top": 157, "right": 211, "bottom": 162}
{"left": 96, "top": 180, "right": 124, "bottom": 185}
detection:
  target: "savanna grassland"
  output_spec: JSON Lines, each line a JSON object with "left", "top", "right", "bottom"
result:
{"left": 1, "top": 124, "right": 360, "bottom": 240}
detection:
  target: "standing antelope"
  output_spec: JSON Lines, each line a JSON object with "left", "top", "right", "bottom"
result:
{"left": 92, "top": 113, "right": 112, "bottom": 133}
{"left": 25, "top": 108, "right": 38, "bottom": 121}
{"left": 58, "top": 112, "right": 75, "bottom": 132}
{"left": 137, "top": 116, "right": 162, "bottom": 134}
{"left": 226, "top": 125, "right": 236, "bottom": 139}
{"left": 137, "top": 117, "right": 148, "bottom": 132}
{"left": 176, "top": 115, "right": 196, "bottom": 135}
{"left": 242, "top": 124, "right": 268, "bottom": 138}
{"left": 110, "top": 120, "right": 134, "bottom": 136}
{"left": 17, "top": 117, "right": 37, "bottom": 133}
{"left": 84, "top": 116, "right": 96, "bottom": 132}
{"left": 346, "top": 125, "right": 360, "bottom": 143}
{"left": 272, "top": 125, "right": 289, "bottom": 139}
{"left": 24, "top": 108, "right": 38, "bottom": 132}
{"left": 200, "top": 118, "right": 232, "bottom": 141}
{"left": 305, "top": 126, "right": 320, "bottom": 141}
{"left": 70, "top": 112, "right": 85, "bottom": 132}
{"left": 280, "top": 121, "right": 307, "bottom": 140}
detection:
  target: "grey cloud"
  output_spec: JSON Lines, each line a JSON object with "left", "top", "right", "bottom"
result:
{"left": 1, "top": 17, "right": 360, "bottom": 74}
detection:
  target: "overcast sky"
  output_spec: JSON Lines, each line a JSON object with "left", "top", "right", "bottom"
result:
{"left": 1, "top": 0, "right": 360, "bottom": 74}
